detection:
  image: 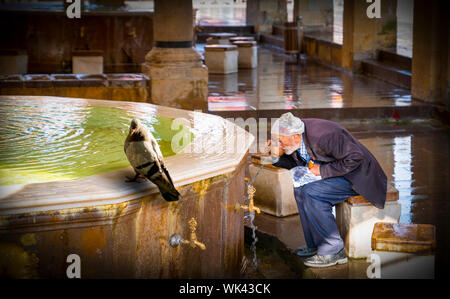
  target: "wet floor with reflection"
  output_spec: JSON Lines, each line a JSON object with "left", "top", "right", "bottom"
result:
{"left": 347, "top": 121, "right": 450, "bottom": 277}
{"left": 248, "top": 121, "right": 450, "bottom": 278}
{"left": 203, "top": 46, "right": 419, "bottom": 112}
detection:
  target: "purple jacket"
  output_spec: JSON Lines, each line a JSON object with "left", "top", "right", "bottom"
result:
{"left": 274, "top": 118, "right": 387, "bottom": 209}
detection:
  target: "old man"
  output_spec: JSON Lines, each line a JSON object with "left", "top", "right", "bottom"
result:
{"left": 269, "top": 113, "right": 387, "bottom": 268}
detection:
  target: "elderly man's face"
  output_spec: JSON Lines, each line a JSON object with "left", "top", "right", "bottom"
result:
{"left": 271, "top": 134, "right": 302, "bottom": 155}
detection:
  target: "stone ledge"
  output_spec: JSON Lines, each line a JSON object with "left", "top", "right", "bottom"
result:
{"left": 361, "top": 59, "right": 411, "bottom": 89}
{"left": 0, "top": 73, "right": 149, "bottom": 88}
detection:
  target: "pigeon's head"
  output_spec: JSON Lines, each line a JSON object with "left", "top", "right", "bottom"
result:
{"left": 130, "top": 118, "right": 141, "bottom": 133}
{"left": 129, "top": 118, "right": 146, "bottom": 137}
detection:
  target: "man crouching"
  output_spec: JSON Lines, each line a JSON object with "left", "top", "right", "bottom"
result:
{"left": 268, "top": 113, "right": 387, "bottom": 268}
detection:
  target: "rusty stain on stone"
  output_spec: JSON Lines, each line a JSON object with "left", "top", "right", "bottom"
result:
{"left": 81, "top": 227, "right": 107, "bottom": 257}
{"left": 20, "top": 233, "right": 37, "bottom": 247}
{"left": 0, "top": 243, "right": 39, "bottom": 278}
{"left": 193, "top": 178, "right": 212, "bottom": 201}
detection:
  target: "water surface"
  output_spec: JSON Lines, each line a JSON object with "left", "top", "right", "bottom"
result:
{"left": 0, "top": 99, "right": 190, "bottom": 185}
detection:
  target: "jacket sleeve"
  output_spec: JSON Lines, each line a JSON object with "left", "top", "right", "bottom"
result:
{"left": 273, "top": 153, "right": 305, "bottom": 170}
{"left": 319, "top": 132, "right": 364, "bottom": 179}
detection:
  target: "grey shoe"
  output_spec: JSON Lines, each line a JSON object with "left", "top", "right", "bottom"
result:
{"left": 303, "top": 248, "right": 348, "bottom": 268}
{"left": 295, "top": 246, "right": 318, "bottom": 257}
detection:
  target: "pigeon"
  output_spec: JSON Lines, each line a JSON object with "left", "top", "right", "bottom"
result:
{"left": 124, "top": 118, "right": 181, "bottom": 202}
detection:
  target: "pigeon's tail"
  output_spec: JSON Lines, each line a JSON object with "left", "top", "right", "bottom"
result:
{"left": 148, "top": 164, "right": 181, "bottom": 202}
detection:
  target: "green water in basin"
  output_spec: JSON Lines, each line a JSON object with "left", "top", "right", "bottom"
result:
{"left": 0, "top": 99, "right": 192, "bottom": 186}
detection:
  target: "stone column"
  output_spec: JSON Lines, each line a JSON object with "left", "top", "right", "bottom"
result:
{"left": 293, "top": 0, "right": 334, "bottom": 33}
{"left": 341, "top": 0, "right": 397, "bottom": 71}
{"left": 144, "top": 0, "right": 208, "bottom": 110}
{"left": 411, "top": 0, "right": 449, "bottom": 105}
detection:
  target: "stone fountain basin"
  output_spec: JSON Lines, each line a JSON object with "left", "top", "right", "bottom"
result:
{"left": 0, "top": 95, "right": 253, "bottom": 278}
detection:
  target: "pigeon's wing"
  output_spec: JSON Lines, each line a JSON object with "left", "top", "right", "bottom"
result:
{"left": 147, "top": 136, "right": 177, "bottom": 187}
{"left": 149, "top": 134, "right": 165, "bottom": 163}
{"left": 146, "top": 138, "right": 180, "bottom": 201}
{"left": 124, "top": 140, "right": 157, "bottom": 176}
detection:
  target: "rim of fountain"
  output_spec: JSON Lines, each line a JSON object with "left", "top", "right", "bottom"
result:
{"left": 0, "top": 96, "right": 254, "bottom": 216}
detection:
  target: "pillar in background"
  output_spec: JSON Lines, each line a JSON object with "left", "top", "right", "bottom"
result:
{"left": 144, "top": 0, "right": 208, "bottom": 110}
{"left": 293, "top": 0, "right": 334, "bottom": 33}
{"left": 246, "top": 0, "right": 287, "bottom": 34}
{"left": 341, "top": 0, "right": 397, "bottom": 71}
{"left": 411, "top": 0, "right": 449, "bottom": 105}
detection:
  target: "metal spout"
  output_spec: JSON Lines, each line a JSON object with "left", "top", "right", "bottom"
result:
{"left": 169, "top": 218, "right": 206, "bottom": 250}
{"left": 235, "top": 178, "right": 261, "bottom": 214}
{"left": 128, "top": 26, "right": 137, "bottom": 38}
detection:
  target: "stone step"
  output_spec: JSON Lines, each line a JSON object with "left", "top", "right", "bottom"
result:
{"left": 377, "top": 49, "right": 411, "bottom": 71}
{"left": 259, "top": 34, "right": 285, "bottom": 50}
{"left": 361, "top": 59, "right": 411, "bottom": 89}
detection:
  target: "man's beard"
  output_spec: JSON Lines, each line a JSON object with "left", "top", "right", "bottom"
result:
{"left": 284, "top": 145, "right": 299, "bottom": 155}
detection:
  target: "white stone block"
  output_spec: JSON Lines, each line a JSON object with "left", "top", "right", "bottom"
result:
{"left": 72, "top": 56, "right": 103, "bottom": 74}
{"left": 370, "top": 251, "right": 435, "bottom": 279}
{"left": 237, "top": 46, "right": 257, "bottom": 69}
{"left": 336, "top": 201, "right": 401, "bottom": 259}
{"left": 249, "top": 164, "right": 298, "bottom": 217}
{"left": 204, "top": 46, "right": 238, "bottom": 74}
{"left": 232, "top": 41, "right": 258, "bottom": 69}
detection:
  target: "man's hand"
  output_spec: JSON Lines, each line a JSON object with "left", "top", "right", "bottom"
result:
{"left": 263, "top": 140, "right": 271, "bottom": 154}
{"left": 265, "top": 139, "right": 284, "bottom": 157}
{"left": 310, "top": 163, "right": 321, "bottom": 176}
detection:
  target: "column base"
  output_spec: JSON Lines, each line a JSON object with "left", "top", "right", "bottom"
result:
{"left": 144, "top": 47, "right": 208, "bottom": 110}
